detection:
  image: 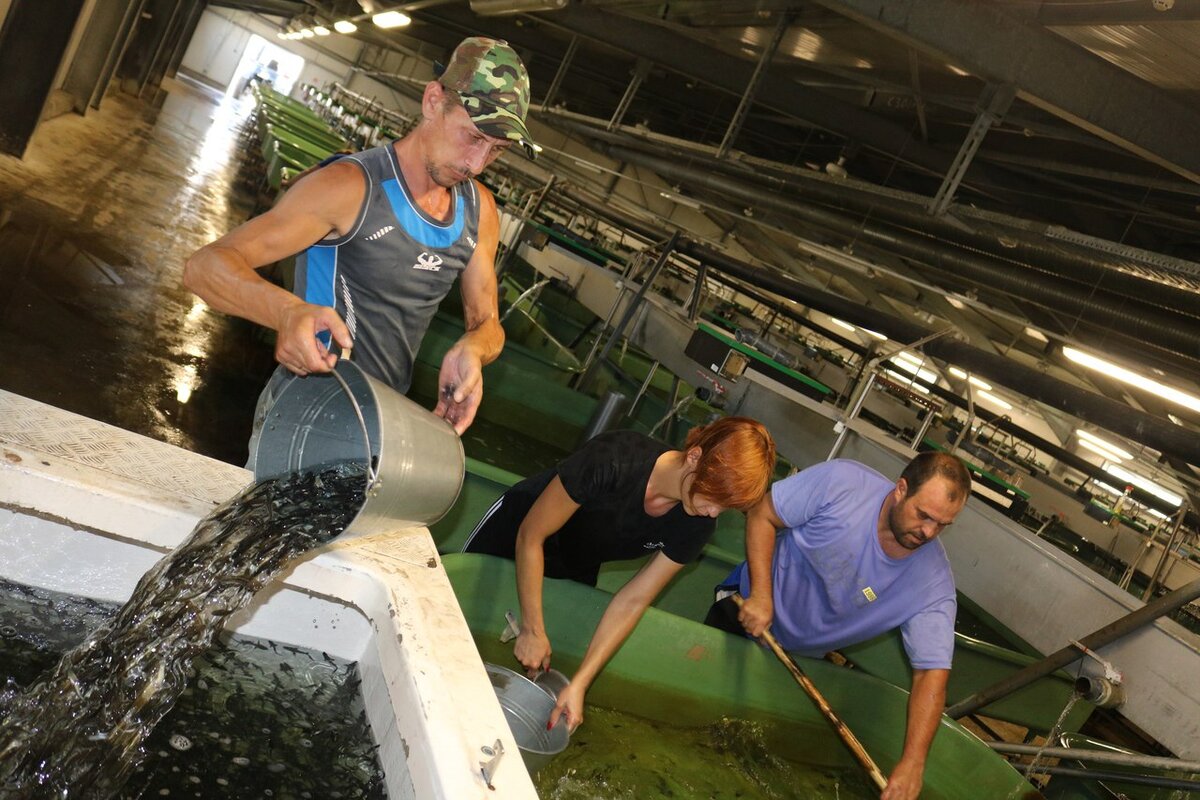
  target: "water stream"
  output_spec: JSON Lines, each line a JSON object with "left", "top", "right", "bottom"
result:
{"left": 0, "top": 464, "right": 366, "bottom": 798}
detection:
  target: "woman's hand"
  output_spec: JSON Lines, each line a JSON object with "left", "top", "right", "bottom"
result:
{"left": 548, "top": 680, "right": 586, "bottom": 732}
{"left": 514, "top": 629, "right": 552, "bottom": 675}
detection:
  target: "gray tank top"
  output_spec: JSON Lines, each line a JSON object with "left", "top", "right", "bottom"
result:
{"left": 294, "top": 141, "right": 482, "bottom": 393}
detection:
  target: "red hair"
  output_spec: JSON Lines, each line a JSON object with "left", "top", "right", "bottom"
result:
{"left": 683, "top": 416, "right": 775, "bottom": 511}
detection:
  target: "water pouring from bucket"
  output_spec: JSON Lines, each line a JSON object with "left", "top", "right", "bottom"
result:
{"left": 253, "top": 361, "right": 466, "bottom": 538}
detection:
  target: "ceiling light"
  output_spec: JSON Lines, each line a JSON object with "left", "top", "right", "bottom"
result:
{"left": 884, "top": 369, "right": 930, "bottom": 393}
{"left": 948, "top": 367, "right": 992, "bottom": 391}
{"left": 1024, "top": 326, "right": 1048, "bottom": 343}
{"left": 1063, "top": 346, "right": 1200, "bottom": 413}
{"left": 1077, "top": 439, "right": 1126, "bottom": 463}
{"left": 831, "top": 318, "right": 856, "bottom": 332}
{"left": 334, "top": 19, "right": 357, "bottom": 33}
{"left": 276, "top": 31, "right": 287, "bottom": 39}
{"left": 946, "top": 296, "right": 965, "bottom": 309}
{"left": 373, "top": 10, "right": 412, "bottom": 28}
{"left": 1103, "top": 463, "right": 1183, "bottom": 507}
{"left": 1076, "top": 430, "right": 1133, "bottom": 461}
{"left": 300, "top": 28, "right": 314, "bottom": 37}
{"left": 862, "top": 327, "right": 888, "bottom": 341}
{"left": 978, "top": 390, "right": 1012, "bottom": 410}
{"left": 892, "top": 351, "right": 923, "bottom": 368}
{"left": 313, "top": 25, "right": 330, "bottom": 35}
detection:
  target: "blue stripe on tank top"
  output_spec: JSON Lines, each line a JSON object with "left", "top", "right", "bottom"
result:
{"left": 303, "top": 245, "right": 337, "bottom": 348}
{"left": 380, "top": 179, "right": 464, "bottom": 247}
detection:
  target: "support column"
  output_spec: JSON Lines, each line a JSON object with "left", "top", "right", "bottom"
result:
{"left": 0, "top": 0, "right": 87, "bottom": 156}
{"left": 541, "top": 35, "right": 577, "bottom": 108}
{"left": 608, "top": 58, "right": 651, "bottom": 131}
{"left": 61, "top": 0, "right": 142, "bottom": 114}
{"left": 927, "top": 83, "right": 1014, "bottom": 216}
{"left": 718, "top": 14, "right": 789, "bottom": 159}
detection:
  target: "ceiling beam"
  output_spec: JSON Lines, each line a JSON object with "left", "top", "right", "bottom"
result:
{"left": 1027, "top": 0, "right": 1200, "bottom": 25}
{"left": 812, "top": 0, "right": 1200, "bottom": 183}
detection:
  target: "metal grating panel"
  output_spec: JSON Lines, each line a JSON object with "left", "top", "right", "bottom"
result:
{"left": 0, "top": 391, "right": 248, "bottom": 505}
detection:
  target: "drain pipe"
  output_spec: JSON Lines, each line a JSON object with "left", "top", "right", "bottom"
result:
{"left": 987, "top": 742, "right": 1200, "bottom": 774}
{"left": 945, "top": 577, "right": 1200, "bottom": 719}
{"left": 1014, "top": 764, "right": 1200, "bottom": 792}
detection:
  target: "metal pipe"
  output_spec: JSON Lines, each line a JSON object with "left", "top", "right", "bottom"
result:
{"left": 578, "top": 233, "right": 679, "bottom": 390}
{"left": 987, "top": 741, "right": 1200, "bottom": 773}
{"left": 628, "top": 360, "right": 659, "bottom": 417}
{"left": 946, "top": 577, "right": 1200, "bottom": 719}
{"left": 1012, "top": 764, "right": 1200, "bottom": 792}
{"left": 1142, "top": 506, "right": 1190, "bottom": 601}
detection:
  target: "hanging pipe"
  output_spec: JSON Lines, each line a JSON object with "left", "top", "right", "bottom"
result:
{"left": 987, "top": 742, "right": 1200, "bottom": 773}
{"left": 946, "top": 577, "right": 1200, "bottom": 719}
{"left": 1013, "top": 764, "right": 1200, "bottom": 792}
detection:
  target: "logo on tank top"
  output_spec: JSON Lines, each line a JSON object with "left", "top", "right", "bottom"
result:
{"left": 643, "top": 541, "right": 665, "bottom": 550}
{"left": 414, "top": 252, "right": 444, "bottom": 271}
{"left": 365, "top": 225, "right": 395, "bottom": 241}
{"left": 467, "top": 235, "right": 477, "bottom": 248}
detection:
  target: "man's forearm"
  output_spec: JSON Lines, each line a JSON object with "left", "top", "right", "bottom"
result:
{"left": 901, "top": 668, "right": 948, "bottom": 767}
{"left": 184, "top": 244, "right": 300, "bottom": 331}
{"left": 457, "top": 316, "right": 505, "bottom": 366}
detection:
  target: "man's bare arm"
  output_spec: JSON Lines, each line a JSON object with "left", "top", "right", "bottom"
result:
{"left": 183, "top": 161, "right": 365, "bottom": 373}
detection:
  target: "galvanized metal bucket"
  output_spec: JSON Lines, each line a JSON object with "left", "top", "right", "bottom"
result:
{"left": 252, "top": 362, "right": 464, "bottom": 537}
{"left": 484, "top": 662, "right": 569, "bottom": 773}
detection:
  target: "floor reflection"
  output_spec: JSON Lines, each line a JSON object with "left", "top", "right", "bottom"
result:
{"left": 0, "top": 76, "right": 274, "bottom": 466}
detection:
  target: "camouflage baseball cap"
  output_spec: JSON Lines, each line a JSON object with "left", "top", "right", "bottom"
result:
{"left": 438, "top": 37, "right": 538, "bottom": 159}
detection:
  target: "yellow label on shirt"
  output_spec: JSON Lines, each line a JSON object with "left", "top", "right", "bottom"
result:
{"left": 862, "top": 586, "right": 877, "bottom": 602}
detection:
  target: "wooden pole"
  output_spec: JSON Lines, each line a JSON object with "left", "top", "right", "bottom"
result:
{"left": 732, "top": 593, "right": 889, "bottom": 792}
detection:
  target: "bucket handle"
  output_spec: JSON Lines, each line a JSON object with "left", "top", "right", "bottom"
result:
{"left": 329, "top": 360, "right": 379, "bottom": 489}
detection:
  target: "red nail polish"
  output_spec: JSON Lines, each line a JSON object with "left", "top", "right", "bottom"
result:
{"left": 546, "top": 720, "right": 553, "bottom": 730}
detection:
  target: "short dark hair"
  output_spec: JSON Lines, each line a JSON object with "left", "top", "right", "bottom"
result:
{"left": 900, "top": 451, "right": 972, "bottom": 503}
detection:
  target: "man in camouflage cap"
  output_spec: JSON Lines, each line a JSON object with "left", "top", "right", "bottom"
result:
{"left": 185, "top": 36, "right": 535, "bottom": 455}
{"left": 438, "top": 36, "right": 538, "bottom": 159}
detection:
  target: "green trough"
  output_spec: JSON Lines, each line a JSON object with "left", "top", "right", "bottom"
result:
{"left": 444, "top": 554, "right": 1044, "bottom": 800}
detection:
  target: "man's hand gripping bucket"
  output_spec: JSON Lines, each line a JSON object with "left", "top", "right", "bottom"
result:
{"left": 252, "top": 361, "right": 465, "bottom": 538}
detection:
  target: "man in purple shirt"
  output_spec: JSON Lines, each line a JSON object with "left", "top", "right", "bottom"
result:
{"left": 705, "top": 452, "right": 972, "bottom": 800}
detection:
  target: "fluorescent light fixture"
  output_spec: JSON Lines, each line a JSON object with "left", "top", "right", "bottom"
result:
{"left": 529, "top": 142, "right": 544, "bottom": 154}
{"left": 946, "top": 296, "right": 965, "bottom": 309}
{"left": 862, "top": 327, "right": 888, "bottom": 341}
{"left": 892, "top": 351, "right": 923, "bottom": 368}
{"left": 373, "top": 10, "right": 412, "bottom": 28}
{"left": 884, "top": 370, "right": 930, "bottom": 393}
{"left": 659, "top": 191, "right": 701, "bottom": 209}
{"left": 313, "top": 25, "right": 330, "bottom": 35}
{"left": 334, "top": 19, "right": 357, "bottom": 33}
{"left": 1076, "top": 430, "right": 1133, "bottom": 461}
{"left": 887, "top": 359, "right": 937, "bottom": 384}
{"left": 1077, "top": 438, "right": 1125, "bottom": 463}
{"left": 1063, "top": 346, "right": 1200, "bottom": 413}
{"left": 831, "top": 318, "right": 856, "bottom": 332}
{"left": 300, "top": 28, "right": 314, "bottom": 37}
{"left": 1103, "top": 463, "right": 1184, "bottom": 507}
{"left": 948, "top": 367, "right": 992, "bottom": 391}
{"left": 276, "top": 31, "right": 287, "bottom": 38}
{"left": 1024, "top": 326, "right": 1048, "bottom": 343}
{"left": 978, "top": 390, "right": 1012, "bottom": 410}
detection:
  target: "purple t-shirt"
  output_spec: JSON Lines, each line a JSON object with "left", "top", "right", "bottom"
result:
{"left": 734, "top": 459, "right": 956, "bottom": 670}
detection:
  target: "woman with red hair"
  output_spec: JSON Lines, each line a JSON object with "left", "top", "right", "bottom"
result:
{"left": 462, "top": 416, "right": 776, "bottom": 731}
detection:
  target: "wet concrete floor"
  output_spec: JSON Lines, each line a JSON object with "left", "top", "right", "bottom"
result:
{"left": 0, "top": 76, "right": 277, "bottom": 466}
